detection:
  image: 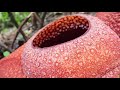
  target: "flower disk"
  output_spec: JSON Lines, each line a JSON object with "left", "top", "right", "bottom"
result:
{"left": 33, "top": 15, "right": 89, "bottom": 48}
{"left": 22, "top": 14, "right": 120, "bottom": 78}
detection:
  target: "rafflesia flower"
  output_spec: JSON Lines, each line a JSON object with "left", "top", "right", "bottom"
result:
{"left": 0, "top": 13, "right": 120, "bottom": 78}
{"left": 96, "top": 12, "right": 120, "bottom": 37}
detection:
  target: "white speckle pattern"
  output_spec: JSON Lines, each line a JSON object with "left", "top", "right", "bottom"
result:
{"left": 0, "top": 45, "right": 27, "bottom": 78}
{"left": 21, "top": 14, "right": 120, "bottom": 78}
{"left": 80, "top": 43, "right": 84, "bottom": 45}
{"left": 102, "top": 31, "right": 107, "bottom": 35}
{"left": 32, "top": 15, "right": 89, "bottom": 47}
{"left": 96, "top": 12, "right": 120, "bottom": 37}
{"left": 87, "top": 42, "right": 92, "bottom": 46}
{"left": 100, "top": 38, "right": 104, "bottom": 41}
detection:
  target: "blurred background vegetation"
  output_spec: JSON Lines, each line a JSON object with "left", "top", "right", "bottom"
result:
{"left": 0, "top": 12, "right": 31, "bottom": 59}
{"left": 0, "top": 12, "right": 30, "bottom": 31}
{"left": 0, "top": 12, "right": 96, "bottom": 59}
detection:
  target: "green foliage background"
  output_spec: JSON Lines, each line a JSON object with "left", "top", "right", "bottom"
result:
{"left": 0, "top": 12, "right": 30, "bottom": 31}
{"left": 13, "top": 12, "right": 30, "bottom": 24}
{"left": 0, "top": 12, "right": 30, "bottom": 58}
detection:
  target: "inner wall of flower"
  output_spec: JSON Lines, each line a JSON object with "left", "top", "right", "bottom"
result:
{"left": 33, "top": 16, "right": 89, "bottom": 48}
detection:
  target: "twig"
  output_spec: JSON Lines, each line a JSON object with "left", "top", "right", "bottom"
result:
{"left": 31, "top": 13, "right": 38, "bottom": 30}
{"left": 8, "top": 12, "right": 19, "bottom": 28}
{"left": 34, "top": 12, "right": 47, "bottom": 28}
{"left": 8, "top": 12, "right": 27, "bottom": 42}
{"left": 12, "top": 12, "right": 47, "bottom": 48}
{"left": 40, "top": 12, "right": 47, "bottom": 28}
{"left": 8, "top": 12, "right": 28, "bottom": 49}
{"left": 12, "top": 12, "right": 34, "bottom": 48}
{"left": 33, "top": 12, "right": 41, "bottom": 25}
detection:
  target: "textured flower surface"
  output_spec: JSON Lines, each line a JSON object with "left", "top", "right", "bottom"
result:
{"left": 0, "top": 13, "right": 120, "bottom": 78}
{"left": 0, "top": 45, "right": 26, "bottom": 78}
{"left": 96, "top": 12, "right": 120, "bottom": 37}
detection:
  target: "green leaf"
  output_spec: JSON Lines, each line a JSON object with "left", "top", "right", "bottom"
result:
{"left": 3, "top": 51, "right": 10, "bottom": 57}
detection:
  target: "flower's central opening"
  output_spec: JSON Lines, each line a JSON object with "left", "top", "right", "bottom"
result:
{"left": 33, "top": 15, "right": 89, "bottom": 48}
